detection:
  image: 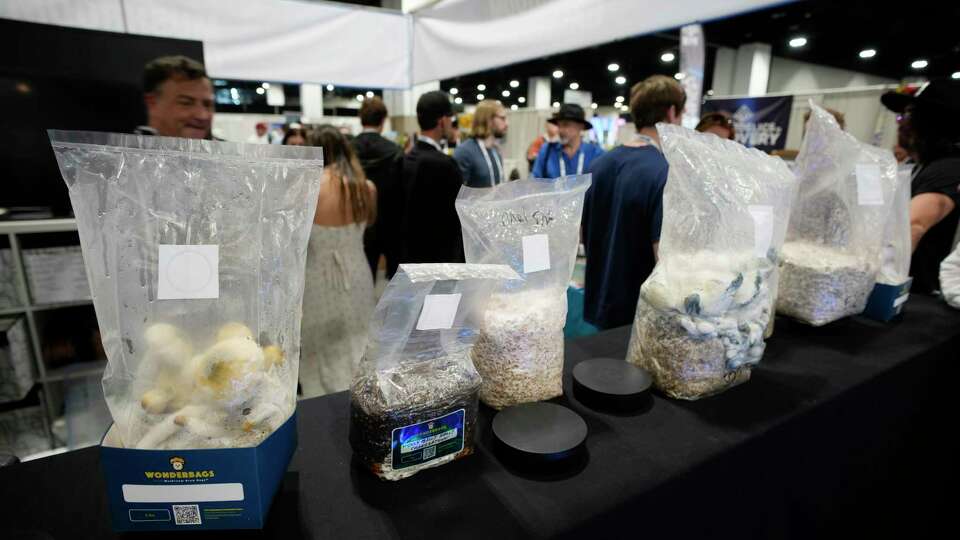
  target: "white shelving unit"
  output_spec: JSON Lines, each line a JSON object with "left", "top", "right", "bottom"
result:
{"left": 0, "top": 218, "right": 100, "bottom": 449}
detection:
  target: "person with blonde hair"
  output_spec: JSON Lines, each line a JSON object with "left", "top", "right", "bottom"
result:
{"left": 300, "top": 125, "right": 378, "bottom": 397}
{"left": 454, "top": 99, "right": 508, "bottom": 187}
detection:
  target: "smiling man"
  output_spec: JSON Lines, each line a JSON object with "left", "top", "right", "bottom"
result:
{"left": 136, "top": 55, "right": 214, "bottom": 139}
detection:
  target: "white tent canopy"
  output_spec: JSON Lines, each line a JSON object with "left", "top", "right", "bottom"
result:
{"left": 411, "top": 0, "right": 783, "bottom": 84}
{"left": 1, "top": 0, "right": 786, "bottom": 88}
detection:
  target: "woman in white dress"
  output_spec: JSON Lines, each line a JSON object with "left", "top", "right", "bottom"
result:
{"left": 300, "top": 126, "right": 377, "bottom": 398}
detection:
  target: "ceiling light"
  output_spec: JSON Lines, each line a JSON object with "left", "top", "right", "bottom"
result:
{"left": 859, "top": 49, "right": 876, "bottom": 59}
{"left": 510, "top": 80, "right": 520, "bottom": 88}
{"left": 591, "top": 103, "right": 598, "bottom": 109}
{"left": 789, "top": 36, "right": 807, "bottom": 48}
{"left": 502, "top": 90, "right": 510, "bottom": 97}
{"left": 707, "top": 89, "right": 715, "bottom": 96}
{"left": 607, "top": 63, "right": 619, "bottom": 72}
{"left": 365, "top": 91, "right": 374, "bottom": 98}
{"left": 477, "top": 93, "right": 485, "bottom": 100}
{"left": 356, "top": 94, "right": 363, "bottom": 101}
{"left": 256, "top": 87, "right": 265, "bottom": 95}
{"left": 552, "top": 101, "right": 560, "bottom": 108}
{"left": 552, "top": 70, "right": 564, "bottom": 79}
{"left": 911, "top": 59, "right": 928, "bottom": 69}
{"left": 450, "top": 87, "right": 459, "bottom": 95}
{"left": 674, "top": 73, "right": 685, "bottom": 80}
{"left": 511, "top": 104, "right": 518, "bottom": 111}
{"left": 661, "top": 52, "right": 675, "bottom": 63}
{"left": 518, "top": 97, "right": 526, "bottom": 103}
{"left": 569, "top": 82, "right": 580, "bottom": 90}
{"left": 477, "top": 84, "right": 486, "bottom": 91}
{"left": 615, "top": 96, "right": 624, "bottom": 103}
{"left": 261, "top": 82, "right": 270, "bottom": 89}
{"left": 952, "top": 72, "right": 960, "bottom": 80}
{"left": 326, "top": 84, "right": 334, "bottom": 91}
{"left": 454, "top": 97, "right": 463, "bottom": 104}
{"left": 615, "top": 75, "right": 626, "bottom": 85}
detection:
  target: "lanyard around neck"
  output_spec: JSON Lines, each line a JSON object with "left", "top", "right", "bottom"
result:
{"left": 633, "top": 133, "right": 661, "bottom": 153}
{"left": 476, "top": 138, "right": 504, "bottom": 186}
{"left": 559, "top": 147, "right": 585, "bottom": 177}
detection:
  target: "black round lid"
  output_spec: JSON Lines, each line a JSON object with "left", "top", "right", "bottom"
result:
{"left": 573, "top": 358, "right": 652, "bottom": 411}
{"left": 492, "top": 402, "right": 587, "bottom": 464}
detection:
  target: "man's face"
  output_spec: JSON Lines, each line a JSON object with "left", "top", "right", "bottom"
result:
{"left": 441, "top": 115, "right": 457, "bottom": 141}
{"left": 492, "top": 109, "right": 509, "bottom": 138}
{"left": 255, "top": 124, "right": 267, "bottom": 137}
{"left": 558, "top": 120, "right": 582, "bottom": 146}
{"left": 145, "top": 76, "right": 214, "bottom": 139}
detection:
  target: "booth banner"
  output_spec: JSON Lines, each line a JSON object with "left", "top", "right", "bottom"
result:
{"left": 703, "top": 96, "right": 793, "bottom": 152}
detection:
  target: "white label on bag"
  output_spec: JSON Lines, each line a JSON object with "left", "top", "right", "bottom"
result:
{"left": 894, "top": 292, "right": 909, "bottom": 308}
{"left": 522, "top": 234, "right": 551, "bottom": 274}
{"left": 748, "top": 205, "right": 774, "bottom": 259}
{"left": 856, "top": 164, "right": 884, "bottom": 206}
{"left": 157, "top": 245, "right": 219, "bottom": 300}
{"left": 122, "top": 483, "right": 244, "bottom": 503}
{"left": 416, "top": 293, "right": 462, "bottom": 330}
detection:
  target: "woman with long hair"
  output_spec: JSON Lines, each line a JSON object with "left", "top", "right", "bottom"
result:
{"left": 300, "top": 125, "right": 378, "bottom": 397}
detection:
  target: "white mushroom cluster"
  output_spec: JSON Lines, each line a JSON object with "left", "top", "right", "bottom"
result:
{"left": 627, "top": 250, "right": 775, "bottom": 400}
{"left": 127, "top": 322, "right": 292, "bottom": 449}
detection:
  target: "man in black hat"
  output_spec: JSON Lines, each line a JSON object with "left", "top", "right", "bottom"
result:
{"left": 389, "top": 90, "right": 464, "bottom": 276}
{"left": 530, "top": 103, "right": 604, "bottom": 178}
{"left": 881, "top": 79, "right": 960, "bottom": 294}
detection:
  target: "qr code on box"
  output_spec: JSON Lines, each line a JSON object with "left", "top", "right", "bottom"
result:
{"left": 422, "top": 446, "right": 437, "bottom": 460}
{"left": 173, "top": 504, "right": 201, "bottom": 525}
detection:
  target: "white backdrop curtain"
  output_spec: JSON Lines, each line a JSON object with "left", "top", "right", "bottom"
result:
{"left": 411, "top": 0, "right": 787, "bottom": 84}
{"left": 0, "top": 0, "right": 412, "bottom": 88}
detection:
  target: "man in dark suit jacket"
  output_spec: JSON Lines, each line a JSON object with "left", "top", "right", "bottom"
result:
{"left": 352, "top": 97, "right": 401, "bottom": 280}
{"left": 389, "top": 90, "right": 464, "bottom": 276}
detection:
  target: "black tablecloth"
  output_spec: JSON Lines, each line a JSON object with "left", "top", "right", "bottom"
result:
{"left": 3, "top": 295, "right": 959, "bottom": 539}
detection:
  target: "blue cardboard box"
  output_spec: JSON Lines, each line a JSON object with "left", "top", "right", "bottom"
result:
{"left": 99, "top": 412, "right": 297, "bottom": 531}
{"left": 863, "top": 279, "right": 913, "bottom": 322}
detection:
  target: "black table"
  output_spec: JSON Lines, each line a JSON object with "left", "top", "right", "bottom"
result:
{"left": 3, "top": 295, "right": 958, "bottom": 539}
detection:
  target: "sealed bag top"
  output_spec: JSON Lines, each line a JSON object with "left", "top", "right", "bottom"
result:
{"left": 655, "top": 123, "right": 797, "bottom": 264}
{"left": 787, "top": 102, "right": 898, "bottom": 259}
{"left": 456, "top": 175, "right": 591, "bottom": 293}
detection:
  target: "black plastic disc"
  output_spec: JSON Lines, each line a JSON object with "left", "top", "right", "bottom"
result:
{"left": 572, "top": 357, "right": 652, "bottom": 412}
{"left": 492, "top": 402, "right": 587, "bottom": 469}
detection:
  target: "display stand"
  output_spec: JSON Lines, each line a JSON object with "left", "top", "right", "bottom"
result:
{"left": 572, "top": 357, "right": 652, "bottom": 412}
{"left": 491, "top": 402, "right": 587, "bottom": 470}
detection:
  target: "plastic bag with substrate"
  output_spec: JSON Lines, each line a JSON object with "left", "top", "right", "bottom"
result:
{"left": 626, "top": 124, "right": 798, "bottom": 400}
{"left": 456, "top": 175, "right": 591, "bottom": 409}
{"left": 49, "top": 131, "right": 322, "bottom": 449}
{"left": 876, "top": 167, "right": 913, "bottom": 285}
{"left": 349, "top": 263, "right": 519, "bottom": 481}
{"left": 776, "top": 102, "right": 898, "bottom": 325}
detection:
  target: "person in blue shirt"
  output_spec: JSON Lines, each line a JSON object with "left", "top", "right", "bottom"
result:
{"left": 531, "top": 103, "right": 604, "bottom": 178}
{"left": 582, "top": 75, "right": 686, "bottom": 329}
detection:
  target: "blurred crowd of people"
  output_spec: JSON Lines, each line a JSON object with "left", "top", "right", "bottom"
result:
{"left": 139, "top": 54, "right": 960, "bottom": 398}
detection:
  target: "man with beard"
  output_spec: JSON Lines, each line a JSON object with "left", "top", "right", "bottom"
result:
{"left": 531, "top": 103, "right": 603, "bottom": 179}
{"left": 454, "top": 99, "right": 509, "bottom": 187}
